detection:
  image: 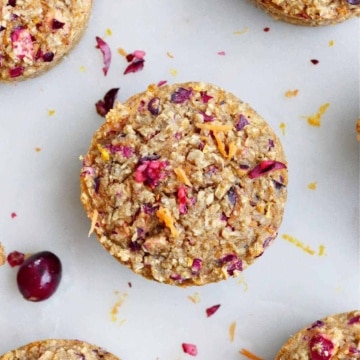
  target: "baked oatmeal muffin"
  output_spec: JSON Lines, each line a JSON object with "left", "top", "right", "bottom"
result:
{"left": 252, "top": 0, "right": 360, "bottom": 26}
{"left": 275, "top": 310, "right": 360, "bottom": 359}
{"left": 0, "top": 0, "right": 93, "bottom": 82}
{"left": 0, "top": 339, "right": 119, "bottom": 360}
{"left": 80, "top": 82, "right": 288, "bottom": 286}
{"left": 0, "top": 242, "right": 5, "bottom": 266}
{"left": 356, "top": 118, "right": 360, "bottom": 141}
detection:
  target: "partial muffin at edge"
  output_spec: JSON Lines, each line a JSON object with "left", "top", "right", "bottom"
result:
{"left": 275, "top": 310, "right": 360, "bottom": 359}
{"left": 80, "top": 82, "right": 288, "bottom": 286}
{"left": 0, "top": 0, "right": 93, "bottom": 82}
{"left": 251, "top": 0, "right": 360, "bottom": 26}
{"left": 0, "top": 339, "right": 119, "bottom": 360}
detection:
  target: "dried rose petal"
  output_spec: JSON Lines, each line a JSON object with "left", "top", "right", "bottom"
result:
{"left": 311, "top": 59, "right": 319, "bottom": 65}
{"left": 94, "top": 177, "right": 101, "bottom": 193}
{"left": 95, "top": 36, "right": 111, "bottom": 76}
{"left": 148, "top": 97, "right": 161, "bottom": 115}
{"left": 263, "top": 236, "right": 273, "bottom": 248}
{"left": 170, "top": 273, "right": 183, "bottom": 281}
{"left": 7, "top": 0, "right": 16, "bottom": 6}
{"left": 95, "top": 88, "right": 119, "bottom": 117}
{"left": 219, "top": 254, "right": 242, "bottom": 275}
{"left": 309, "top": 334, "right": 334, "bottom": 360}
{"left": 235, "top": 114, "right": 249, "bottom": 131}
{"left": 268, "top": 139, "right": 274, "bottom": 150}
{"left": 347, "top": 0, "right": 360, "bottom": 4}
{"left": 248, "top": 160, "right": 286, "bottom": 179}
{"left": 206, "top": 304, "right": 220, "bottom": 317}
{"left": 191, "top": 258, "right": 202, "bottom": 274}
{"left": 157, "top": 80, "right": 167, "bottom": 87}
{"left": 7, "top": 251, "right": 25, "bottom": 267}
{"left": 52, "top": 19, "right": 65, "bottom": 30}
{"left": 11, "top": 27, "right": 34, "bottom": 60}
{"left": 171, "top": 87, "right": 192, "bottom": 104}
{"left": 200, "top": 111, "right": 214, "bottom": 122}
{"left": 182, "top": 343, "right": 198, "bottom": 356}
{"left": 124, "top": 59, "right": 144, "bottom": 75}
{"left": 177, "top": 185, "right": 190, "bottom": 215}
{"left": 81, "top": 166, "right": 96, "bottom": 177}
{"left": 109, "top": 144, "right": 133, "bottom": 158}
{"left": 349, "top": 347, "right": 360, "bottom": 354}
{"left": 200, "top": 91, "right": 213, "bottom": 103}
{"left": 348, "top": 315, "right": 360, "bottom": 325}
{"left": 0, "top": 26, "right": 5, "bottom": 32}
{"left": 143, "top": 203, "right": 159, "bottom": 215}
{"left": 126, "top": 50, "right": 146, "bottom": 62}
{"left": 42, "top": 51, "right": 54, "bottom": 62}
{"left": 308, "top": 320, "right": 325, "bottom": 329}
{"left": 9, "top": 66, "right": 24, "bottom": 78}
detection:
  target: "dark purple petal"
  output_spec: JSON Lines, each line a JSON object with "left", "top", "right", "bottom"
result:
{"left": 248, "top": 160, "right": 287, "bottom": 179}
{"left": 0, "top": 26, "right": 5, "bottom": 32}
{"left": 349, "top": 347, "right": 360, "bottom": 354}
{"left": 307, "top": 320, "right": 325, "bottom": 330}
{"left": 143, "top": 203, "right": 159, "bottom": 215}
{"left": 227, "top": 187, "right": 237, "bottom": 206}
{"left": 347, "top": 0, "right": 360, "bottom": 4}
{"left": 268, "top": 139, "right": 274, "bottom": 150}
{"left": 7, "top": 0, "right": 16, "bottom": 6}
{"left": 227, "top": 259, "right": 242, "bottom": 275}
{"left": 129, "top": 241, "right": 141, "bottom": 252}
{"left": 235, "top": 114, "right": 249, "bottom": 131}
{"left": 52, "top": 19, "right": 65, "bottom": 30}
{"left": 239, "top": 164, "right": 250, "bottom": 170}
{"left": 263, "top": 237, "right": 273, "bottom": 248}
{"left": 95, "top": 88, "right": 119, "bottom": 117}
{"left": 124, "top": 59, "right": 144, "bottom": 74}
{"left": 94, "top": 177, "right": 101, "bottom": 193}
{"left": 42, "top": 51, "right": 54, "bottom": 62}
{"left": 170, "top": 87, "right": 192, "bottom": 104}
{"left": 95, "top": 36, "right": 111, "bottom": 76}
{"left": 148, "top": 97, "right": 161, "bottom": 115}
{"left": 348, "top": 315, "right": 360, "bottom": 325}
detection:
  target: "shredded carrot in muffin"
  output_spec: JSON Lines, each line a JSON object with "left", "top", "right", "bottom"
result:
{"left": 195, "top": 122, "right": 233, "bottom": 131}
{"left": 156, "top": 207, "right": 179, "bottom": 237}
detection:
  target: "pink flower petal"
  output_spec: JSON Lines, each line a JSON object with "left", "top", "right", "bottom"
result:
{"left": 206, "top": 304, "right": 221, "bottom": 317}
{"left": 95, "top": 88, "right": 119, "bottom": 117}
{"left": 157, "top": 80, "right": 167, "bottom": 87}
{"left": 217, "top": 51, "right": 226, "bottom": 55}
{"left": 248, "top": 160, "right": 286, "bottom": 179}
{"left": 95, "top": 36, "right": 111, "bottom": 76}
{"left": 182, "top": 343, "right": 198, "bottom": 356}
{"left": 11, "top": 27, "right": 34, "bottom": 60}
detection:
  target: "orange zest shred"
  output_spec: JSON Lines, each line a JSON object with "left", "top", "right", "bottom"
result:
{"left": 88, "top": 209, "right": 99, "bottom": 237}
{"left": 110, "top": 292, "right": 128, "bottom": 322}
{"left": 97, "top": 144, "right": 110, "bottom": 161}
{"left": 305, "top": 103, "right": 330, "bottom": 127}
{"left": 156, "top": 207, "right": 179, "bottom": 237}
{"left": 285, "top": 89, "right": 299, "bottom": 98}
{"left": 307, "top": 181, "right": 317, "bottom": 190}
{"left": 279, "top": 122, "right": 286, "bottom": 135}
{"left": 195, "top": 122, "right": 233, "bottom": 132}
{"left": 229, "top": 321, "right": 236, "bottom": 342}
{"left": 173, "top": 167, "right": 192, "bottom": 187}
{"left": 212, "top": 132, "right": 237, "bottom": 159}
{"left": 240, "top": 348, "right": 264, "bottom": 360}
{"left": 282, "top": 234, "right": 316, "bottom": 255}
{"left": 318, "top": 244, "right": 327, "bottom": 256}
{"left": 117, "top": 47, "right": 127, "bottom": 57}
